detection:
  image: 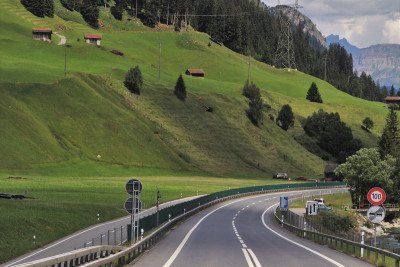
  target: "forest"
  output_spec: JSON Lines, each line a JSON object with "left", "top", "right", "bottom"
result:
{"left": 24, "top": 0, "right": 384, "bottom": 101}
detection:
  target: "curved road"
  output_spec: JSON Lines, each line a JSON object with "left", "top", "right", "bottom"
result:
{"left": 4, "top": 196, "right": 202, "bottom": 267}
{"left": 134, "top": 189, "right": 370, "bottom": 267}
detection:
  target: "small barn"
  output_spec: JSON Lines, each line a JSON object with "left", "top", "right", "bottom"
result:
{"left": 385, "top": 96, "right": 400, "bottom": 105}
{"left": 32, "top": 28, "right": 52, "bottom": 42}
{"left": 84, "top": 34, "right": 102, "bottom": 46}
{"left": 186, "top": 68, "right": 205, "bottom": 78}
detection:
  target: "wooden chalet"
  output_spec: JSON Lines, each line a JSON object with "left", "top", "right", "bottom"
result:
{"left": 185, "top": 68, "right": 205, "bottom": 78}
{"left": 32, "top": 28, "right": 52, "bottom": 42}
{"left": 385, "top": 96, "right": 400, "bottom": 105}
{"left": 84, "top": 34, "right": 102, "bottom": 46}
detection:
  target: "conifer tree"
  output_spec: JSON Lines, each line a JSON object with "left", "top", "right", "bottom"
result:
{"left": 124, "top": 66, "right": 143, "bottom": 95}
{"left": 81, "top": 0, "right": 100, "bottom": 28}
{"left": 246, "top": 94, "right": 264, "bottom": 127}
{"left": 174, "top": 75, "right": 187, "bottom": 101}
{"left": 276, "top": 104, "right": 295, "bottom": 131}
{"left": 379, "top": 108, "right": 400, "bottom": 158}
{"left": 306, "top": 82, "right": 323, "bottom": 103}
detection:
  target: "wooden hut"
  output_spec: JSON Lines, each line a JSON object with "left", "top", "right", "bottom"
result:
{"left": 385, "top": 96, "right": 400, "bottom": 105}
{"left": 84, "top": 34, "right": 102, "bottom": 46}
{"left": 32, "top": 28, "right": 52, "bottom": 42}
{"left": 185, "top": 68, "right": 205, "bottom": 78}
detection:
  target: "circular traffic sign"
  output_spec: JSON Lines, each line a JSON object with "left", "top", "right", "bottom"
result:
{"left": 124, "top": 198, "right": 142, "bottom": 214}
{"left": 367, "top": 187, "right": 386, "bottom": 206}
{"left": 126, "top": 179, "right": 142, "bottom": 195}
{"left": 367, "top": 206, "right": 386, "bottom": 224}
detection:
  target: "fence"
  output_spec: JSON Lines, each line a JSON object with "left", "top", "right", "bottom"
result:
{"left": 275, "top": 208, "right": 400, "bottom": 267}
{"left": 16, "top": 182, "right": 346, "bottom": 267}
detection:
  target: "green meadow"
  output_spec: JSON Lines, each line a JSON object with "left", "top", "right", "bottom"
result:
{"left": 0, "top": 0, "right": 393, "bottom": 262}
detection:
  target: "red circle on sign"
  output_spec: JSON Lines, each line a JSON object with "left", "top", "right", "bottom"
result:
{"left": 367, "top": 187, "right": 386, "bottom": 206}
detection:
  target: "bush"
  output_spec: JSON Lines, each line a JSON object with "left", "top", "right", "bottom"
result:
{"left": 80, "top": 0, "right": 99, "bottom": 28}
{"left": 276, "top": 104, "right": 294, "bottom": 131}
{"left": 174, "top": 75, "right": 187, "bottom": 101}
{"left": 246, "top": 96, "right": 264, "bottom": 127}
{"left": 319, "top": 212, "right": 355, "bottom": 233}
{"left": 124, "top": 66, "right": 143, "bottom": 95}
{"left": 21, "top": 0, "right": 54, "bottom": 17}
{"left": 362, "top": 117, "right": 374, "bottom": 131}
{"left": 306, "top": 82, "right": 323, "bottom": 103}
{"left": 303, "top": 109, "right": 361, "bottom": 163}
{"left": 242, "top": 81, "right": 261, "bottom": 100}
{"left": 60, "top": 0, "right": 81, "bottom": 11}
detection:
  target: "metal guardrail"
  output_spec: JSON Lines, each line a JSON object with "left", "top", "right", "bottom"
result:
{"left": 15, "top": 182, "right": 346, "bottom": 267}
{"left": 13, "top": 246, "right": 124, "bottom": 267}
{"left": 275, "top": 209, "right": 400, "bottom": 267}
{"left": 343, "top": 204, "right": 400, "bottom": 211}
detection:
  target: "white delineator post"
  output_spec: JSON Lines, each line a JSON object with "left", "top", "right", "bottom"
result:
{"left": 361, "top": 231, "right": 365, "bottom": 257}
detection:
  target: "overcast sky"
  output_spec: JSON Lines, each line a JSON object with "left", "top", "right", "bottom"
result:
{"left": 262, "top": 0, "right": 400, "bottom": 48}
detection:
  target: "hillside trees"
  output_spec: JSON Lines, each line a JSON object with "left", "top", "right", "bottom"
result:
{"left": 362, "top": 117, "right": 374, "bottom": 132}
{"left": 335, "top": 148, "right": 396, "bottom": 204}
{"left": 276, "top": 104, "right": 294, "bottom": 131}
{"left": 379, "top": 108, "right": 400, "bottom": 158}
{"left": 81, "top": 0, "right": 100, "bottom": 28}
{"left": 243, "top": 82, "right": 264, "bottom": 127}
{"left": 60, "top": 0, "right": 81, "bottom": 11}
{"left": 303, "top": 109, "right": 362, "bottom": 163}
{"left": 124, "top": 66, "right": 143, "bottom": 95}
{"left": 306, "top": 82, "right": 322, "bottom": 103}
{"left": 21, "top": 0, "right": 54, "bottom": 17}
{"left": 174, "top": 75, "right": 187, "bottom": 101}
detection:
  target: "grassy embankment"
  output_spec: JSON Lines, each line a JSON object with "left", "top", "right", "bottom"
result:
{"left": 0, "top": 0, "right": 392, "bottom": 262}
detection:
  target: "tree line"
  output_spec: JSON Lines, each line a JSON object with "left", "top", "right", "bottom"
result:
{"left": 23, "top": 0, "right": 385, "bottom": 102}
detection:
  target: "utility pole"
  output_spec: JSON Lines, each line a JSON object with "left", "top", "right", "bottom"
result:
{"left": 247, "top": 59, "right": 251, "bottom": 83}
{"left": 64, "top": 43, "right": 67, "bottom": 76}
{"left": 323, "top": 54, "right": 329, "bottom": 81}
{"left": 158, "top": 42, "right": 162, "bottom": 80}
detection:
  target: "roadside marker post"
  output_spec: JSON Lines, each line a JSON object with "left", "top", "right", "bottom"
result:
{"left": 361, "top": 231, "right": 365, "bottom": 257}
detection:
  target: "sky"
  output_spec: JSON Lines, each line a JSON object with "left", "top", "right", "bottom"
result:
{"left": 262, "top": 0, "right": 400, "bottom": 48}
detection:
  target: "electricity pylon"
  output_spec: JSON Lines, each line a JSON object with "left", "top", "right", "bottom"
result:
{"left": 274, "top": 0, "right": 302, "bottom": 69}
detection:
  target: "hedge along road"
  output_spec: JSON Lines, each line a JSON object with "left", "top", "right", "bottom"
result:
{"left": 3, "top": 196, "right": 203, "bottom": 267}
{"left": 134, "top": 188, "right": 371, "bottom": 267}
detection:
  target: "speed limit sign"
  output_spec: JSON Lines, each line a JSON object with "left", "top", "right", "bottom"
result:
{"left": 367, "top": 187, "right": 386, "bottom": 206}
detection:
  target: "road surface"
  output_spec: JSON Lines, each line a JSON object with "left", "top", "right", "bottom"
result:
{"left": 134, "top": 189, "right": 370, "bottom": 267}
{"left": 4, "top": 196, "right": 202, "bottom": 267}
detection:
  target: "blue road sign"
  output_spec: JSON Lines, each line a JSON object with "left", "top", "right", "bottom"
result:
{"left": 280, "top": 196, "right": 289, "bottom": 211}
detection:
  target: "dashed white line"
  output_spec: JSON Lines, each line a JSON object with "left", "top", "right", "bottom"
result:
{"left": 248, "top": 249, "right": 262, "bottom": 267}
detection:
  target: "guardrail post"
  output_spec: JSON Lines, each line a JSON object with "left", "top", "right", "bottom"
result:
{"left": 374, "top": 250, "right": 378, "bottom": 266}
{"left": 395, "top": 259, "right": 399, "bottom": 267}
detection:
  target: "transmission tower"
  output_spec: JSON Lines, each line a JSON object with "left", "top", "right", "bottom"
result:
{"left": 273, "top": 0, "right": 302, "bottom": 69}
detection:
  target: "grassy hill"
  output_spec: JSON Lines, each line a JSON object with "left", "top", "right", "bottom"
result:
{"left": 0, "top": 0, "right": 392, "bottom": 262}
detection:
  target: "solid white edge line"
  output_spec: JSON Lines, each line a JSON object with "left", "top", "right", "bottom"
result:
{"left": 247, "top": 249, "right": 262, "bottom": 267}
{"left": 5, "top": 196, "right": 200, "bottom": 267}
{"left": 261, "top": 204, "right": 345, "bottom": 267}
{"left": 242, "top": 249, "right": 255, "bottom": 267}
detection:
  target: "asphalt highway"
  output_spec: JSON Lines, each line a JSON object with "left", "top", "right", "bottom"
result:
{"left": 4, "top": 196, "right": 202, "bottom": 267}
{"left": 134, "top": 189, "right": 371, "bottom": 267}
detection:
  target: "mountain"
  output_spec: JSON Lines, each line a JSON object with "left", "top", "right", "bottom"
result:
{"left": 326, "top": 34, "right": 360, "bottom": 56}
{"left": 271, "top": 5, "right": 327, "bottom": 49}
{"left": 327, "top": 35, "right": 400, "bottom": 88}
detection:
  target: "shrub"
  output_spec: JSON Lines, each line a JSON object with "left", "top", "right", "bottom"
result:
{"left": 174, "top": 75, "right": 187, "bottom": 101}
{"left": 124, "top": 66, "right": 143, "bottom": 95}
{"left": 60, "top": 0, "right": 81, "bottom": 11}
{"left": 276, "top": 104, "right": 295, "bottom": 131}
{"left": 362, "top": 117, "right": 374, "bottom": 131}
{"left": 246, "top": 95, "right": 264, "bottom": 127}
{"left": 21, "top": 0, "right": 54, "bottom": 17}
{"left": 242, "top": 81, "right": 261, "bottom": 100}
{"left": 306, "top": 82, "right": 323, "bottom": 103}
{"left": 303, "top": 109, "right": 361, "bottom": 163}
{"left": 81, "top": 0, "right": 99, "bottom": 28}
{"left": 319, "top": 212, "right": 355, "bottom": 233}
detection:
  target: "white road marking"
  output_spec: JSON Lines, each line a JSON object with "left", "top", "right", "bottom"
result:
{"left": 261, "top": 204, "right": 344, "bottom": 267}
{"left": 163, "top": 194, "right": 269, "bottom": 267}
{"left": 248, "top": 249, "right": 262, "bottom": 267}
{"left": 242, "top": 244, "right": 248, "bottom": 248}
{"left": 239, "top": 240, "right": 244, "bottom": 244}
{"left": 242, "top": 249, "right": 255, "bottom": 267}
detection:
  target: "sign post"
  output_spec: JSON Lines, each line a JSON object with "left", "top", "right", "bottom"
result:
{"left": 125, "top": 179, "right": 142, "bottom": 245}
{"left": 366, "top": 187, "right": 387, "bottom": 247}
{"left": 367, "top": 187, "right": 386, "bottom": 206}
{"left": 280, "top": 196, "right": 289, "bottom": 211}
